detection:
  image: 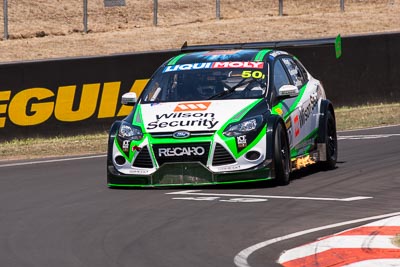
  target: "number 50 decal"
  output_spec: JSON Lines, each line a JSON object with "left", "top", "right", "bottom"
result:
{"left": 242, "top": 70, "right": 266, "bottom": 79}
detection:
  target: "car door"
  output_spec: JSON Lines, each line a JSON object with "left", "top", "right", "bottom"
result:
{"left": 272, "top": 56, "right": 309, "bottom": 156}
{"left": 282, "top": 56, "right": 324, "bottom": 157}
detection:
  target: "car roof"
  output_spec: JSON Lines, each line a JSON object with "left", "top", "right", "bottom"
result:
{"left": 166, "top": 49, "right": 288, "bottom": 66}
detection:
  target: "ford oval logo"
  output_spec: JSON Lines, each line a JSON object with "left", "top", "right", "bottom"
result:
{"left": 173, "top": 131, "right": 190, "bottom": 139}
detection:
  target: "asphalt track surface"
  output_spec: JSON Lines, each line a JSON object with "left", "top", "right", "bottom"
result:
{"left": 1, "top": 125, "right": 399, "bottom": 267}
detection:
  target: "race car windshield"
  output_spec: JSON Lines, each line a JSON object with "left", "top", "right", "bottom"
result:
{"left": 141, "top": 62, "right": 269, "bottom": 103}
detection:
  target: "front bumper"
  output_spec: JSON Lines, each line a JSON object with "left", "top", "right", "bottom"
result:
{"left": 107, "top": 161, "right": 272, "bottom": 187}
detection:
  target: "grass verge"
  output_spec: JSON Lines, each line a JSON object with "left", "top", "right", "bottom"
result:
{"left": 0, "top": 103, "right": 399, "bottom": 161}
{"left": 335, "top": 103, "right": 400, "bottom": 131}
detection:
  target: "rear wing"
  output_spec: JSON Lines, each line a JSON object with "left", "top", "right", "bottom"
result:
{"left": 181, "top": 34, "right": 342, "bottom": 59}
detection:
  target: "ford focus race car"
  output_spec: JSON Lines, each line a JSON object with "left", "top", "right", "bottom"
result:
{"left": 107, "top": 43, "right": 338, "bottom": 187}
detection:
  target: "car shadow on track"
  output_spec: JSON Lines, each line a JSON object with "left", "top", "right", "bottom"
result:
{"left": 289, "top": 160, "right": 344, "bottom": 182}
{"left": 109, "top": 162, "right": 345, "bottom": 191}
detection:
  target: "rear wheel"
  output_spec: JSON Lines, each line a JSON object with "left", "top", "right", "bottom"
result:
{"left": 273, "top": 123, "right": 290, "bottom": 185}
{"left": 320, "top": 110, "right": 338, "bottom": 170}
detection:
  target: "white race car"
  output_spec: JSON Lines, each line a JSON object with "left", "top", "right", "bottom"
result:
{"left": 107, "top": 44, "right": 338, "bottom": 187}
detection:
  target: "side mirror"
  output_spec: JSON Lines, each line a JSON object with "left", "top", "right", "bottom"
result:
{"left": 121, "top": 92, "right": 137, "bottom": 106}
{"left": 278, "top": 85, "right": 299, "bottom": 98}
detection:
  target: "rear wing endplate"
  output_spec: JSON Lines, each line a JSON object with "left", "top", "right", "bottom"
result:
{"left": 181, "top": 34, "right": 342, "bottom": 59}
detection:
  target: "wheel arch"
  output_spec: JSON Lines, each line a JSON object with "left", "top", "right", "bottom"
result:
{"left": 265, "top": 114, "right": 290, "bottom": 177}
{"left": 318, "top": 99, "right": 335, "bottom": 144}
{"left": 317, "top": 99, "right": 338, "bottom": 166}
{"left": 107, "top": 120, "right": 122, "bottom": 166}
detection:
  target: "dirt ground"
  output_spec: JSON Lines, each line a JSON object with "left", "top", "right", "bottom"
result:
{"left": 0, "top": 0, "right": 399, "bottom": 62}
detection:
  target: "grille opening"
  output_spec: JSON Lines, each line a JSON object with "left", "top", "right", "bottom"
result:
{"left": 212, "top": 144, "right": 236, "bottom": 166}
{"left": 132, "top": 146, "right": 153, "bottom": 168}
{"left": 153, "top": 142, "right": 210, "bottom": 166}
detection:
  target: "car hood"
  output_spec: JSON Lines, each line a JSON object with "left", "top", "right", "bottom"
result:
{"left": 139, "top": 99, "right": 259, "bottom": 133}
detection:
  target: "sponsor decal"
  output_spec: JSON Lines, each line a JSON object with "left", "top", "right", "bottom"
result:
{"left": 172, "top": 130, "right": 190, "bottom": 139}
{"left": 128, "top": 169, "right": 151, "bottom": 174}
{"left": 216, "top": 165, "right": 241, "bottom": 171}
{"left": 147, "top": 112, "right": 218, "bottom": 130}
{"left": 158, "top": 146, "right": 205, "bottom": 157}
{"left": 163, "top": 61, "right": 264, "bottom": 73}
{"left": 275, "top": 107, "right": 283, "bottom": 116}
{"left": 132, "top": 145, "right": 141, "bottom": 152}
{"left": 285, "top": 117, "right": 293, "bottom": 146}
{"left": 174, "top": 102, "right": 211, "bottom": 112}
{"left": 298, "top": 86, "right": 322, "bottom": 127}
{"left": 122, "top": 140, "right": 130, "bottom": 152}
{"left": 294, "top": 139, "right": 314, "bottom": 152}
{"left": 289, "top": 85, "right": 322, "bottom": 140}
{"left": 212, "top": 62, "right": 264, "bottom": 69}
{"left": 285, "top": 117, "right": 291, "bottom": 129}
{"left": 237, "top": 135, "right": 247, "bottom": 148}
{"left": 0, "top": 79, "right": 148, "bottom": 128}
{"left": 294, "top": 114, "right": 300, "bottom": 137}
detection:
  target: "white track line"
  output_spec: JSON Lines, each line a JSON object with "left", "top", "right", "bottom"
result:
{"left": 338, "top": 134, "right": 400, "bottom": 140}
{"left": 167, "top": 190, "right": 372, "bottom": 202}
{"left": 338, "top": 124, "right": 400, "bottom": 133}
{"left": 0, "top": 154, "right": 106, "bottom": 168}
{"left": 233, "top": 212, "right": 400, "bottom": 267}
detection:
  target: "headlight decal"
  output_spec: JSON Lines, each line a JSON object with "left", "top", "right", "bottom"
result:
{"left": 215, "top": 99, "right": 267, "bottom": 159}
{"left": 118, "top": 123, "right": 143, "bottom": 140}
{"left": 217, "top": 99, "right": 263, "bottom": 140}
{"left": 112, "top": 104, "right": 149, "bottom": 163}
{"left": 115, "top": 123, "right": 146, "bottom": 162}
{"left": 222, "top": 126, "right": 267, "bottom": 159}
{"left": 222, "top": 115, "right": 263, "bottom": 137}
{"left": 114, "top": 136, "right": 134, "bottom": 162}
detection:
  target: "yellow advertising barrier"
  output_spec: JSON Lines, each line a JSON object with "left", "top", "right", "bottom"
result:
{"left": 0, "top": 79, "right": 148, "bottom": 128}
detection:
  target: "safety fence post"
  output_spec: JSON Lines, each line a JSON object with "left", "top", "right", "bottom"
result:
{"left": 279, "top": 0, "right": 283, "bottom": 16}
{"left": 3, "top": 0, "right": 8, "bottom": 40}
{"left": 153, "top": 0, "right": 158, "bottom": 26}
{"left": 83, "top": 0, "right": 88, "bottom": 33}
{"left": 216, "top": 0, "right": 220, "bottom": 20}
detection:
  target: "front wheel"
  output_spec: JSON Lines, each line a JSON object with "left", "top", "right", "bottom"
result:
{"left": 273, "top": 123, "right": 290, "bottom": 185}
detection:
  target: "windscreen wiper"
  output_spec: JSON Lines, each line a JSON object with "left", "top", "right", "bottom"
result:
{"left": 207, "top": 78, "right": 265, "bottom": 100}
{"left": 208, "top": 78, "right": 254, "bottom": 100}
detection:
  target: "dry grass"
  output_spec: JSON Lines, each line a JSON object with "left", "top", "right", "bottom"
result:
{"left": 335, "top": 103, "right": 400, "bottom": 130}
{"left": 0, "top": 0, "right": 399, "bottom": 62}
{"left": 0, "top": 132, "right": 108, "bottom": 161}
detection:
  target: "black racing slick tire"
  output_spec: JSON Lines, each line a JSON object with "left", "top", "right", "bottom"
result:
{"left": 273, "top": 123, "right": 291, "bottom": 186}
{"left": 320, "top": 110, "right": 338, "bottom": 170}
